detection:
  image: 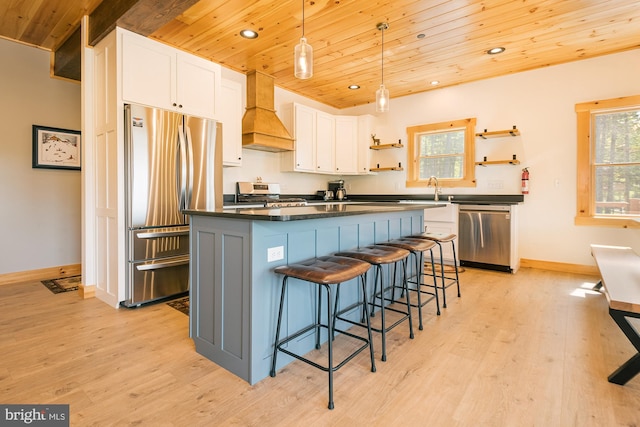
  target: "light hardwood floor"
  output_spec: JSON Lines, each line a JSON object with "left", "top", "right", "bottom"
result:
{"left": 1, "top": 267, "right": 639, "bottom": 426}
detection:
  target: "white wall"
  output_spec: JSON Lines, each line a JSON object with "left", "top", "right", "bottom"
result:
{"left": 0, "top": 39, "right": 82, "bottom": 275}
{"left": 222, "top": 50, "right": 640, "bottom": 267}
{"left": 344, "top": 49, "right": 640, "bottom": 266}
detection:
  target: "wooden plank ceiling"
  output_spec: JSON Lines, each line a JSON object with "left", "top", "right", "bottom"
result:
{"left": 2, "top": 0, "right": 640, "bottom": 109}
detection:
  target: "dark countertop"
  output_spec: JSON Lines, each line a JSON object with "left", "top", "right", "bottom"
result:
{"left": 186, "top": 202, "right": 446, "bottom": 222}
{"left": 222, "top": 193, "right": 524, "bottom": 206}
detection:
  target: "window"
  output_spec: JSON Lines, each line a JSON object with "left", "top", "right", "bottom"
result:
{"left": 406, "top": 118, "right": 476, "bottom": 188}
{"left": 576, "top": 94, "right": 640, "bottom": 228}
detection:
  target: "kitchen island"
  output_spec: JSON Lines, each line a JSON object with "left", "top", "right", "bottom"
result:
{"left": 185, "top": 202, "right": 441, "bottom": 384}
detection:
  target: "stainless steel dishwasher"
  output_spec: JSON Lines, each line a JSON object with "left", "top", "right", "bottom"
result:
{"left": 458, "top": 204, "right": 513, "bottom": 272}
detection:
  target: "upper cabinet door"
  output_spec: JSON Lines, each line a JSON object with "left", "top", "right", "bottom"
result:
{"left": 293, "top": 104, "right": 316, "bottom": 172}
{"left": 220, "top": 78, "right": 243, "bottom": 167}
{"left": 335, "top": 116, "right": 358, "bottom": 174}
{"left": 315, "top": 111, "right": 335, "bottom": 173}
{"left": 121, "top": 32, "right": 174, "bottom": 109}
{"left": 120, "top": 29, "right": 221, "bottom": 120}
{"left": 175, "top": 52, "right": 220, "bottom": 119}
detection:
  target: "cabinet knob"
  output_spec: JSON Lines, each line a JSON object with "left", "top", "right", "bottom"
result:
{"left": 173, "top": 103, "right": 177, "bottom": 107}
{"left": 238, "top": 157, "right": 242, "bottom": 160}
{"left": 178, "top": 104, "right": 183, "bottom": 108}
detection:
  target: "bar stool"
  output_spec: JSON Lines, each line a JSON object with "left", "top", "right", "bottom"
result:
{"left": 334, "top": 245, "right": 413, "bottom": 362}
{"left": 410, "top": 232, "right": 461, "bottom": 308}
{"left": 270, "top": 255, "right": 376, "bottom": 410}
{"left": 377, "top": 237, "right": 440, "bottom": 330}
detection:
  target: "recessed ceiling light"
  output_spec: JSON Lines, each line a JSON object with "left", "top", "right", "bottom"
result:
{"left": 348, "top": 85, "right": 360, "bottom": 90}
{"left": 240, "top": 29, "right": 259, "bottom": 39}
{"left": 417, "top": 33, "right": 426, "bottom": 39}
{"left": 430, "top": 80, "right": 440, "bottom": 86}
{"left": 487, "top": 47, "right": 505, "bottom": 55}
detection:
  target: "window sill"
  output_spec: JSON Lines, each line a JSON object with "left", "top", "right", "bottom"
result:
{"left": 575, "top": 215, "right": 640, "bottom": 228}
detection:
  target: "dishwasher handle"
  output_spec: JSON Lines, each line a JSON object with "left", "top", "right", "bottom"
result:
{"left": 459, "top": 204, "right": 511, "bottom": 212}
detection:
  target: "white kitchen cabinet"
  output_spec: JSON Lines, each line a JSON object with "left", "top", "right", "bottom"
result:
{"left": 281, "top": 103, "right": 368, "bottom": 175}
{"left": 357, "top": 115, "right": 374, "bottom": 174}
{"left": 335, "top": 116, "right": 358, "bottom": 174}
{"left": 220, "top": 78, "right": 243, "bottom": 166}
{"left": 281, "top": 103, "right": 316, "bottom": 172}
{"left": 121, "top": 29, "right": 221, "bottom": 120}
{"left": 315, "top": 111, "right": 336, "bottom": 173}
{"left": 424, "top": 203, "right": 459, "bottom": 265}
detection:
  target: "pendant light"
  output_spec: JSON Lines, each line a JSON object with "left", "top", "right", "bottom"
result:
{"left": 376, "top": 23, "right": 390, "bottom": 112}
{"left": 294, "top": 0, "right": 313, "bottom": 79}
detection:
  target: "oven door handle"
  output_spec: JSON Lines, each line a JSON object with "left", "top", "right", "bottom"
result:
{"left": 137, "top": 228, "right": 189, "bottom": 239}
{"left": 136, "top": 256, "right": 189, "bottom": 271}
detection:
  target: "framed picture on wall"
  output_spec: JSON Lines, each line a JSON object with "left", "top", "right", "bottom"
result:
{"left": 32, "top": 125, "right": 81, "bottom": 170}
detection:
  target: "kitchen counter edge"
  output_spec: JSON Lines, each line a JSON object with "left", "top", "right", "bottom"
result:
{"left": 185, "top": 202, "right": 445, "bottom": 222}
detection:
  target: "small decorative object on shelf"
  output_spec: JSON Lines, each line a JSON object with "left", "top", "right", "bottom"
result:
{"left": 371, "top": 134, "right": 381, "bottom": 145}
{"left": 476, "top": 125, "right": 520, "bottom": 139}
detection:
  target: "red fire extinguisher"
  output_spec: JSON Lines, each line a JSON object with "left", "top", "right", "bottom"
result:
{"left": 522, "top": 168, "right": 530, "bottom": 194}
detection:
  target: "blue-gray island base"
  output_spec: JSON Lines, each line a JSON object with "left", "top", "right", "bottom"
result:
{"left": 186, "top": 203, "right": 438, "bottom": 384}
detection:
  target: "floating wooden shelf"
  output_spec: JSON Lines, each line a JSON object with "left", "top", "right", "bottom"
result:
{"left": 475, "top": 159, "right": 521, "bottom": 166}
{"left": 476, "top": 127, "right": 520, "bottom": 139}
{"left": 370, "top": 143, "right": 404, "bottom": 150}
{"left": 370, "top": 166, "right": 404, "bottom": 172}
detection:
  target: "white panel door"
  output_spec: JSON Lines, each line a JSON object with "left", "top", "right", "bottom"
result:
{"left": 315, "top": 111, "right": 335, "bottom": 173}
{"left": 121, "top": 31, "right": 174, "bottom": 109}
{"left": 293, "top": 104, "right": 316, "bottom": 172}
{"left": 220, "top": 79, "right": 243, "bottom": 166}
{"left": 176, "top": 52, "right": 220, "bottom": 119}
{"left": 335, "top": 116, "right": 358, "bottom": 174}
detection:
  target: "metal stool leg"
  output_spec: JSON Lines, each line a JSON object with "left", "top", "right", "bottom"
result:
{"left": 324, "top": 284, "right": 334, "bottom": 410}
{"left": 451, "top": 239, "right": 461, "bottom": 297}
{"left": 270, "top": 276, "right": 288, "bottom": 377}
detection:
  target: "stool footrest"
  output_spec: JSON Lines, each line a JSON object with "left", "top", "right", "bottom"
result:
{"left": 274, "top": 324, "right": 371, "bottom": 373}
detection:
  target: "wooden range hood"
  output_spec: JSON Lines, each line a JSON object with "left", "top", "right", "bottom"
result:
{"left": 242, "top": 70, "right": 294, "bottom": 152}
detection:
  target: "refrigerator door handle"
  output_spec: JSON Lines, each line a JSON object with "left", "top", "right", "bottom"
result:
{"left": 177, "top": 123, "right": 188, "bottom": 211}
{"left": 184, "top": 122, "right": 195, "bottom": 209}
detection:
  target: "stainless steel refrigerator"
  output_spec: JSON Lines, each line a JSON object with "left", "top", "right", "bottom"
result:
{"left": 122, "top": 103, "right": 222, "bottom": 307}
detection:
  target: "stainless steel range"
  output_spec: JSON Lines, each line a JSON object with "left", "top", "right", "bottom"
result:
{"left": 236, "top": 182, "right": 307, "bottom": 207}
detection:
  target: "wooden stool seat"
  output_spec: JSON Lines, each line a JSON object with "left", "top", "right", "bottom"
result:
{"left": 335, "top": 245, "right": 413, "bottom": 361}
{"left": 271, "top": 255, "right": 375, "bottom": 410}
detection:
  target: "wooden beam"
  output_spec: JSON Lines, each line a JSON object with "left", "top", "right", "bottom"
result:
{"left": 53, "top": 26, "right": 82, "bottom": 82}
{"left": 52, "top": 0, "right": 200, "bottom": 82}
{"left": 88, "top": 0, "right": 141, "bottom": 47}
{"left": 89, "top": 0, "right": 200, "bottom": 47}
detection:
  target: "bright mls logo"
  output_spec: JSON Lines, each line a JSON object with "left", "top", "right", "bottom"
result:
{"left": 1, "top": 405, "right": 69, "bottom": 426}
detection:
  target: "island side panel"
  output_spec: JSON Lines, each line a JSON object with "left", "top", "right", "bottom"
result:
{"left": 190, "top": 216, "right": 251, "bottom": 381}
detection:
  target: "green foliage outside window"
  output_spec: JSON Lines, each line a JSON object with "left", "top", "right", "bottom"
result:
{"left": 593, "top": 110, "right": 640, "bottom": 215}
{"left": 417, "top": 129, "right": 465, "bottom": 179}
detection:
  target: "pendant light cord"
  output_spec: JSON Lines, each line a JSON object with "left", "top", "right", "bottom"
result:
{"left": 301, "top": 0, "right": 305, "bottom": 37}
{"left": 381, "top": 24, "right": 384, "bottom": 85}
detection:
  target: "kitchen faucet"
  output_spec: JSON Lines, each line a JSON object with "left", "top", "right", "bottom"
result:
{"left": 427, "top": 176, "right": 441, "bottom": 201}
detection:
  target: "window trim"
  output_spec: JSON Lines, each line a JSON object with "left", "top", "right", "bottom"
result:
{"left": 575, "top": 94, "right": 640, "bottom": 228}
{"left": 406, "top": 118, "right": 476, "bottom": 188}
